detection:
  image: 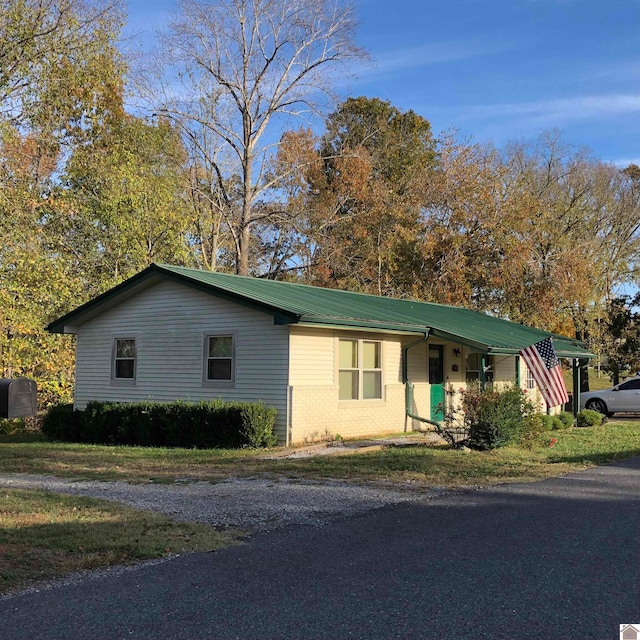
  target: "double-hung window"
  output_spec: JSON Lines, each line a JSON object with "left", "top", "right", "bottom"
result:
{"left": 338, "top": 339, "right": 382, "bottom": 400}
{"left": 113, "top": 338, "right": 136, "bottom": 381}
{"left": 205, "top": 335, "right": 234, "bottom": 383}
{"left": 465, "top": 353, "right": 494, "bottom": 384}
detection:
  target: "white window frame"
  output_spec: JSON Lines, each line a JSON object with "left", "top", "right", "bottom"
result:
{"left": 111, "top": 337, "right": 137, "bottom": 384}
{"left": 338, "top": 338, "right": 383, "bottom": 401}
{"left": 526, "top": 366, "right": 536, "bottom": 391}
{"left": 465, "top": 352, "right": 494, "bottom": 384}
{"left": 203, "top": 333, "right": 236, "bottom": 387}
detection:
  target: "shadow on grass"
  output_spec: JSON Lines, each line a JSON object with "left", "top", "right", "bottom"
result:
{"left": 0, "top": 433, "right": 48, "bottom": 444}
{"left": 0, "top": 488, "right": 240, "bottom": 596}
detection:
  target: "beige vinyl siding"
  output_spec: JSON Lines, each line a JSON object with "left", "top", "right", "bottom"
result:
{"left": 74, "top": 279, "right": 289, "bottom": 441}
{"left": 404, "top": 339, "right": 427, "bottom": 384}
{"left": 288, "top": 329, "right": 410, "bottom": 443}
{"left": 289, "top": 327, "right": 334, "bottom": 385}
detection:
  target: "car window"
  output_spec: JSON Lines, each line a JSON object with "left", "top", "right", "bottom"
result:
{"left": 617, "top": 379, "right": 640, "bottom": 391}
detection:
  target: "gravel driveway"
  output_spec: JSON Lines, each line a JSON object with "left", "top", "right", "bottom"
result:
{"left": 0, "top": 473, "right": 440, "bottom": 532}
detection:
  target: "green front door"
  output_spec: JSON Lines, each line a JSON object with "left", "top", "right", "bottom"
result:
{"left": 429, "top": 345, "right": 445, "bottom": 421}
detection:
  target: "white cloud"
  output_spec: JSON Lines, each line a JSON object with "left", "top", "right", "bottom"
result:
{"left": 610, "top": 157, "right": 640, "bottom": 167}
{"left": 456, "top": 94, "right": 640, "bottom": 126}
{"left": 350, "top": 39, "right": 513, "bottom": 83}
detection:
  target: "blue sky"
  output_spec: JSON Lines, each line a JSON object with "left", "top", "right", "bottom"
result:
{"left": 126, "top": 0, "right": 640, "bottom": 166}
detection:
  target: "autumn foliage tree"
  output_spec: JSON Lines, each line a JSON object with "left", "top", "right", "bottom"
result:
{"left": 0, "top": 0, "right": 126, "bottom": 407}
{"left": 413, "top": 131, "right": 640, "bottom": 346}
{"left": 60, "top": 115, "right": 191, "bottom": 289}
{"left": 296, "top": 97, "right": 437, "bottom": 295}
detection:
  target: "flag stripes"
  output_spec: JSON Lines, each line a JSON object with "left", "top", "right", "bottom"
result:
{"left": 520, "top": 337, "right": 569, "bottom": 408}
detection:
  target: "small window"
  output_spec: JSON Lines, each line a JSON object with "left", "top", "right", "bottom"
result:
{"left": 113, "top": 338, "right": 136, "bottom": 380}
{"left": 339, "top": 339, "right": 358, "bottom": 400}
{"left": 362, "top": 341, "right": 382, "bottom": 399}
{"left": 338, "top": 338, "right": 382, "bottom": 401}
{"left": 206, "top": 335, "right": 234, "bottom": 382}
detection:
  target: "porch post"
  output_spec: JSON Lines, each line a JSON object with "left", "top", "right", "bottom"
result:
{"left": 480, "top": 354, "right": 486, "bottom": 390}
{"left": 572, "top": 358, "right": 580, "bottom": 416}
{"left": 515, "top": 355, "right": 520, "bottom": 386}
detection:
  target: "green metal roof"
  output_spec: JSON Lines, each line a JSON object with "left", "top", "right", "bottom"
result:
{"left": 47, "top": 263, "right": 594, "bottom": 359}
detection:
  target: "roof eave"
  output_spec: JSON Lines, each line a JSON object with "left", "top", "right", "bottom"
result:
{"left": 290, "top": 316, "right": 431, "bottom": 335}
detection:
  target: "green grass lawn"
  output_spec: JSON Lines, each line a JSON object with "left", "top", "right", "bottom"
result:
{"left": 0, "top": 488, "right": 240, "bottom": 596}
{"left": 2, "top": 421, "right": 640, "bottom": 486}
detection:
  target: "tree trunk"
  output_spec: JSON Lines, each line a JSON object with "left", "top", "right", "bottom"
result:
{"left": 237, "top": 222, "right": 251, "bottom": 276}
{"left": 237, "top": 140, "right": 253, "bottom": 276}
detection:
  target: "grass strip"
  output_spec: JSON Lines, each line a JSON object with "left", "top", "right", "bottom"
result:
{"left": 0, "top": 489, "right": 240, "bottom": 596}
{"left": 1, "top": 422, "right": 640, "bottom": 486}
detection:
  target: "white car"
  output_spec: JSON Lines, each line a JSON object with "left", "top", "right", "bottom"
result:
{"left": 580, "top": 377, "right": 640, "bottom": 416}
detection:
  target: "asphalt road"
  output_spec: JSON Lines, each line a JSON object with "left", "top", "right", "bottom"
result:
{"left": 2, "top": 458, "right": 640, "bottom": 640}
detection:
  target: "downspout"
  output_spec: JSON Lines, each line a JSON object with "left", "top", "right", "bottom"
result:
{"left": 402, "top": 331, "right": 442, "bottom": 430}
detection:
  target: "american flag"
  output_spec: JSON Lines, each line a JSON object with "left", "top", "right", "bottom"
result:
{"left": 520, "top": 337, "right": 569, "bottom": 408}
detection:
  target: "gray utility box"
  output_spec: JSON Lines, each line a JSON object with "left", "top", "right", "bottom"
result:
{"left": 0, "top": 378, "right": 37, "bottom": 419}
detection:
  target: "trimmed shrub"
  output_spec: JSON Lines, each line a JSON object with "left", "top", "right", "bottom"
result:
{"left": 576, "top": 409, "right": 605, "bottom": 427}
{"left": 540, "top": 414, "right": 561, "bottom": 431}
{"left": 41, "top": 404, "right": 82, "bottom": 441}
{"left": 239, "top": 403, "right": 277, "bottom": 448}
{"left": 527, "top": 411, "right": 574, "bottom": 435}
{"left": 41, "top": 400, "right": 278, "bottom": 449}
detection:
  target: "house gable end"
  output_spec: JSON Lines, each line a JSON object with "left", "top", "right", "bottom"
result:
{"left": 47, "top": 264, "right": 299, "bottom": 335}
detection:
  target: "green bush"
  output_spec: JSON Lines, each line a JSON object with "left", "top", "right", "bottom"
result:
{"left": 540, "top": 414, "right": 561, "bottom": 431}
{"left": 41, "top": 400, "right": 278, "bottom": 449}
{"left": 41, "top": 404, "right": 82, "bottom": 441}
{"left": 0, "top": 417, "right": 34, "bottom": 435}
{"left": 576, "top": 409, "right": 605, "bottom": 427}
{"left": 520, "top": 413, "right": 546, "bottom": 447}
{"left": 557, "top": 411, "right": 575, "bottom": 429}
{"left": 463, "top": 385, "right": 535, "bottom": 450}
{"left": 239, "top": 403, "right": 277, "bottom": 448}
{"left": 534, "top": 411, "right": 575, "bottom": 433}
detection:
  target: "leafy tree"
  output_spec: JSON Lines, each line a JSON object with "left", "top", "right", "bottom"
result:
{"left": 301, "top": 97, "right": 437, "bottom": 295}
{"left": 415, "top": 133, "right": 507, "bottom": 306}
{"left": 0, "top": 0, "right": 126, "bottom": 139}
{"left": 600, "top": 294, "right": 640, "bottom": 385}
{"left": 59, "top": 115, "right": 191, "bottom": 287}
{"left": 416, "top": 131, "right": 640, "bottom": 345}
{"left": 0, "top": 0, "right": 126, "bottom": 407}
